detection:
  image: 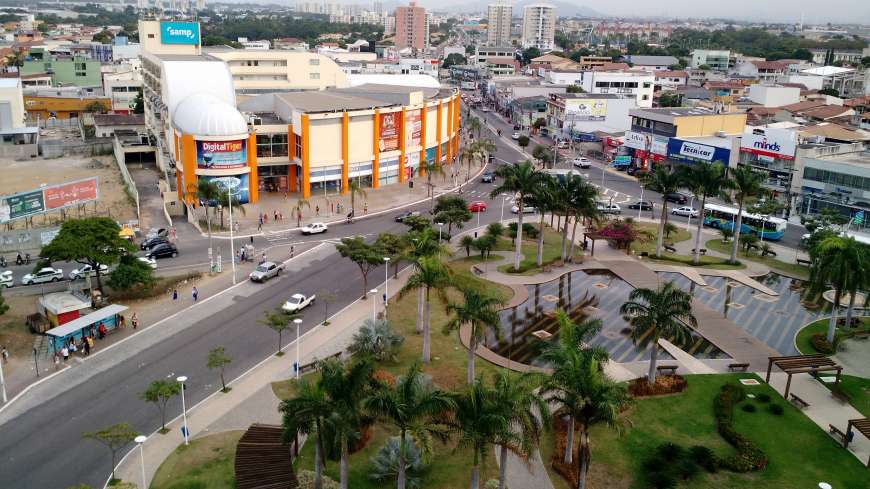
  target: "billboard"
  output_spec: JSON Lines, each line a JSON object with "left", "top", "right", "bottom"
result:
{"left": 406, "top": 110, "right": 422, "bottom": 148}
{"left": 623, "top": 131, "right": 668, "bottom": 155}
{"left": 0, "top": 177, "right": 99, "bottom": 223}
{"left": 425, "top": 146, "right": 436, "bottom": 163}
{"left": 160, "top": 21, "right": 200, "bottom": 45}
{"left": 740, "top": 128, "right": 796, "bottom": 161}
{"left": 567, "top": 99, "right": 608, "bottom": 121}
{"left": 379, "top": 112, "right": 400, "bottom": 152}
{"left": 197, "top": 139, "right": 248, "bottom": 169}
{"left": 202, "top": 174, "right": 250, "bottom": 204}
{"left": 666, "top": 138, "right": 731, "bottom": 164}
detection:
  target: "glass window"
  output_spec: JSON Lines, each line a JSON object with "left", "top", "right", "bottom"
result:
{"left": 310, "top": 72, "right": 320, "bottom": 80}
{"left": 309, "top": 58, "right": 320, "bottom": 66}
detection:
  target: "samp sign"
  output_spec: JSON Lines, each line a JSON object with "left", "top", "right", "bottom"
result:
{"left": 160, "top": 21, "right": 200, "bottom": 45}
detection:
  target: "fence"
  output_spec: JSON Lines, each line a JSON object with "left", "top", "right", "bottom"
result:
{"left": 112, "top": 137, "right": 140, "bottom": 222}
{"left": 40, "top": 139, "right": 113, "bottom": 158}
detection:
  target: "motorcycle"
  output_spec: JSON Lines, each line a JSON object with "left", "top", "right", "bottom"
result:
{"left": 15, "top": 253, "right": 23, "bottom": 266}
{"left": 345, "top": 211, "right": 355, "bottom": 224}
{"left": 0, "top": 256, "right": 6, "bottom": 268}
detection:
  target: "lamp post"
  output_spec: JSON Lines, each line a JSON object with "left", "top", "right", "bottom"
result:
{"left": 293, "top": 318, "right": 302, "bottom": 379}
{"left": 436, "top": 222, "right": 444, "bottom": 243}
{"left": 134, "top": 435, "right": 147, "bottom": 489}
{"left": 0, "top": 354, "right": 7, "bottom": 403}
{"left": 383, "top": 257, "right": 390, "bottom": 313}
{"left": 369, "top": 288, "right": 378, "bottom": 321}
{"left": 214, "top": 177, "right": 241, "bottom": 285}
{"left": 176, "top": 376, "right": 188, "bottom": 446}
{"left": 638, "top": 185, "right": 645, "bottom": 220}
{"left": 686, "top": 196, "right": 695, "bottom": 231}
{"left": 499, "top": 193, "right": 507, "bottom": 223}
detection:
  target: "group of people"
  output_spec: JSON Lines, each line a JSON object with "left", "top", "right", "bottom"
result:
{"left": 54, "top": 313, "right": 138, "bottom": 365}
{"left": 257, "top": 211, "right": 286, "bottom": 231}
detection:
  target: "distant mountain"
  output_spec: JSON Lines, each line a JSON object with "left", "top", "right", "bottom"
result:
{"left": 430, "top": 0, "right": 604, "bottom": 18}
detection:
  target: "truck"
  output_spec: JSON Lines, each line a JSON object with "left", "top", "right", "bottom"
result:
{"left": 282, "top": 293, "right": 315, "bottom": 313}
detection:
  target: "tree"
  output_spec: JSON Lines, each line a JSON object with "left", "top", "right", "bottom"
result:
{"left": 451, "top": 379, "right": 510, "bottom": 489}
{"left": 435, "top": 207, "right": 472, "bottom": 238}
{"left": 559, "top": 175, "right": 599, "bottom": 261}
{"left": 528, "top": 174, "right": 556, "bottom": 266}
{"left": 349, "top": 318, "right": 404, "bottom": 362}
{"left": 531, "top": 145, "right": 554, "bottom": 166}
{"left": 466, "top": 116, "right": 482, "bottom": 139}
{"left": 698, "top": 64, "right": 711, "bottom": 71}
{"left": 727, "top": 165, "right": 767, "bottom": 264}
{"left": 364, "top": 362, "right": 456, "bottom": 489}
{"left": 84, "top": 101, "right": 108, "bottom": 114}
{"left": 335, "top": 236, "right": 384, "bottom": 299}
{"left": 188, "top": 179, "right": 221, "bottom": 253}
{"left": 402, "top": 214, "right": 431, "bottom": 232}
{"left": 679, "top": 162, "right": 732, "bottom": 265}
{"left": 91, "top": 29, "right": 113, "bottom": 44}
{"left": 260, "top": 307, "right": 298, "bottom": 356}
{"left": 129, "top": 92, "right": 144, "bottom": 114}
{"left": 140, "top": 379, "right": 181, "bottom": 432}
{"left": 400, "top": 256, "right": 451, "bottom": 363}
{"left": 420, "top": 159, "right": 445, "bottom": 210}
{"left": 348, "top": 180, "right": 367, "bottom": 217}
{"left": 640, "top": 167, "right": 682, "bottom": 258}
{"left": 566, "top": 85, "right": 584, "bottom": 93}
{"left": 82, "top": 423, "right": 137, "bottom": 483}
{"left": 281, "top": 367, "right": 332, "bottom": 489}
{"left": 807, "top": 236, "right": 869, "bottom": 343}
{"left": 442, "top": 53, "right": 467, "bottom": 68}
{"left": 472, "top": 235, "right": 497, "bottom": 259}
{"left": 862, "top": 56, "right": 870, "bottom": 67}
{"left": 657, "top": 92, "right": 682, "bottom": 107}
{"left": 460, "top": 235, "right": 475, "bottom": 257}
{"left": 41, "top": 217, "right": 134, "bottom": 291}
{"left": 107, "top": 254, "right": 155, "bottom": 291}
{"left": 521, "top": 47, "right": 541, "bottom": 64}
{"left": 216, "top": 190, "right": 245, "bottom": 229}
{"left": 207, "top": 346, "right": 232, "bottom": 393}
{"left": 317, "top": 290, "right": 339, "bottom": 325}
{"left": 444, "top": 287, "right": 504, "bottom": 384}
{"left": 293, "top": 197, "right": 311, "bottom": 227}
{"left": 404, "top": 229, "right": 447, "bottom": 335}
{"left": 0, "top": 286, "right": 8, "bottom": 317}
{"left": 517, "top": 135, "right": 530, "bottom": 149}
{"left": 492, "top": 372, "right": 549, "bottom": 489}
{"left": 619, "top": 282, "right": 697, "bottom": 385}
{"left": 490, "top": 161, "right": 544, "bottom": 270}
{"left": 818, "top": 87, "right": 840, "bottom": 97}
{"left": 465, "top": 44, "right": 475, "bottom": 55}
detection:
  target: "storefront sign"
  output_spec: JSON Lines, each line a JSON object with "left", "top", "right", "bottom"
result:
{"left": 197, "top": 139, "right": 248, "bottom": 169}
{"left": 160, "top": 21, "right": 200, "bottom": 45}
{"left": 667, "top": 138, "right": 730, "bottom": 164}
{"left": 740, "top": 128, "right": 796, "bottom": 161}
{"left": 0, "top": 190, "right": 44, "bottom": 222}
{"left": 379, "top": 112, "right": 400, "bottom": 152}
{"left": 406, "top": 110, "right": 422, "bottom": 148}
{"left": 567, "top": 99, "right": 607, "bottom": 121}
{"left": 623, "top": 131, "right": 668, "bottom": 155}
{"left": 425, "top": 147, "right": 436, "bottom": 163}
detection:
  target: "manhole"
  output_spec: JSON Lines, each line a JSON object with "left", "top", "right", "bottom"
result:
{"left": 542, "top": 294, "right": 559, "bottom": 303}
{"left": 727, "top": 302, "right": 745, "bottom": 309}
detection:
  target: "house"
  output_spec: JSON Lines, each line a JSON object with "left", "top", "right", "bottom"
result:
{"left": 733, "top": 60, "right": 789, "bottom": 83}
{"left": 625, "top": 55, "right": 679, "bottom": 71}
{"left": 654, "top": 70, "right": 688, "bottom": 89}
{"left": 92, "top": 114, "right": 145, "bottom": 138}
{"left": 485, "top": 57, "right": 520, "bottom": 76}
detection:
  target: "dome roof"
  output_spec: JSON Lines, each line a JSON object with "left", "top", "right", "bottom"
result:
{"left": 172, "top": 93, "right": 248, "bottom": 137}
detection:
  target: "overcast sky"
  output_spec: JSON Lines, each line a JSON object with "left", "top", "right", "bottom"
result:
{"left": 585, "top": 0, "right": 870, "bottom": 23}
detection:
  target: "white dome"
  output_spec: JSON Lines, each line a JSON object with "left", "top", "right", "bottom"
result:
{"left": 172, "top": 93, "right": 248, "bottom": 137}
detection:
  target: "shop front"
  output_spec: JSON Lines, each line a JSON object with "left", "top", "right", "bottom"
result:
{"left": 601, "top": 136, "right": 623, "bottom": 162}
{"left": 623, "top": 131, "right": 668, "bottom": 171}
{"left": 666, "top": 137, "right": 731, "bottom": 167}
{"left": 258, "top": 164, "right": 289, "bottom": 193}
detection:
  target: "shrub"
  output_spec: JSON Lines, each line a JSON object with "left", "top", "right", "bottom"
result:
{"left": 768, "top": 403, "right": 784, "bottom": 415}
{"left": 714, "top": 384, "right": 768, "bottom": 472}
{"left": 506, "top": 222, "right": 539, "bottom": 239}
{"left": 757, "top": 393, "right": 771, "bottom": 403}
{"left": 655, "top": 442, "right": 684, "bottom": 461}
{"left": 486, "top": 222, "right": 504, "bottom": 238}
{"left": 676, "top": 457, "right": 701, "bottom": 480}
{"left": 688, "top": 445, "right": 718, "bottom": 473}
{"left": 646, "top": 471, "right": 677, "bottom": 489}
{"left": 369, "top": 435, "right": 426, "bottom": 489}
{"left": 809, "top": 332, "right": 836, "bottom": 354}
{"left": 349, "top": 319, "right": 404, "bottom": 362}
{"left": 297, "top": 470, "right": 340, "bottom": 489}
{"left": 741, "top": 403, "right": 757, "bottom": 413}
{"left": 484, "top": 479, "right": 500, "bottom": 489}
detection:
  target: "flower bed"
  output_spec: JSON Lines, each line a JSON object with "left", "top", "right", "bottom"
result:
{"left": 628, "top": 375, "right": 688, "bottom": 397}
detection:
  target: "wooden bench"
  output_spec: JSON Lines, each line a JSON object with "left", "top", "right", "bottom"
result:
{"left": 664, "top": 244, "right": 677, "bottom": 253}
{"left": 691, "top": 248, "right": 707, "bottom": 255}
{"left": 796, "top": 258, "right": 811, "bottom": 266}
{"left": 656, "top": 365, "right": 678, "bottom": 375}
{"left": 790, "top": 393, "right": 810, "bottom": 409}
{"left": 472, "top": 265, "right": 484, "bottom": 276}
{"left": 853, "top": 331, "right": 869, "bottom": 340}
{"left": 829, "top": 424, "right": 848, "bottom": 444}
{"left": 727, "top": 362, "right": 750, "bottom": 372}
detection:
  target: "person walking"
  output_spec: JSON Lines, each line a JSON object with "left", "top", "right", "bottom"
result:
{"left": 290, "top": 245, "right": 294, "bottom": 258}
{"left": 1, "top": 345, "right": 8, "bottom": 364}
{"left": 172, "top": 289, "right": 178, "bottom": 302}
{"left": 315, "top": 205, "right": 320, "bottom": 216}
{"left": 363, "top": 202, "right": 368, "bottom": 214}
{"left": 131, "top": 313, "right": 139, "bottom": 330}
{"left": 83, "top": 338, "right": 90, "bottom": 356}
{"left": 61, "top": 346, "right": 69, "bottom": 362}
{"left": 192, "top": 286, "right": 199, "bottom": 302}
{"left": 53, "top": 352, "right": 60, "bottom": 370}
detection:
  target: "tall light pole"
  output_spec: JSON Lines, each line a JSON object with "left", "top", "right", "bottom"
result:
{"left": 176, "top": 375, "right": 188, "bottom": 446}
{"left": 499, "top": 193, "right": 507, "bottom": 223}
{"left": 134, "top": 435, "right": 147, "bottom": 489}
{"left": 0, "top": 355, "right": 7, "bottom": 403}
{"left": 638, "top": 185, "right": 645, "bottom": 220}
{"left": 436, "top": 222, "right": 444, "bottom": 243}
{"left": 214, "top": 177, "right": 240, "bottom": 285}
{"left": 686, "top": 196, "right": 695, "bottom": 231}
{"left": 293, "top": 318, "right": 302, "bottom": 379}
{"left": 383, "top": 257, "right": 390, "bottom": 313}
{"left": 369, "top": 288, "right": 378, "bottom": 321}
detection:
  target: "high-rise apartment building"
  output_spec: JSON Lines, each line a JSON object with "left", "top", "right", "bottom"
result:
{"left": 521, "top": 4, "right": 556, "bottom": 51}
{"left": 487, "top": 2, "right": 512, "bottom": 47}
{"left": 394, "top": 1, "right": 428, "bottom": 51}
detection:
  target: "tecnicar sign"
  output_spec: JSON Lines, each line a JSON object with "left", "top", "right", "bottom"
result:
{"left": 667, "top": 138, "right": 731, "bottom": 164}
{"left": 196, "top": 139, "right": 248, "bottom": 169}
{"left": 740, "top": 128, "right": 796, "bottom": 161}
{"left": 160, "top": 21, "right": 200, "bottom": 45}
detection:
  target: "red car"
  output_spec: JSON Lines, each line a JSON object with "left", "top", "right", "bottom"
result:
{"left": 468, "top": 201, "right": 487, "bottom": 212}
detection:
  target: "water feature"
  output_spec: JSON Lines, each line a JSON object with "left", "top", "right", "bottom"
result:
{"left": 485, "top": 269, "right": 727, "bottom": 368}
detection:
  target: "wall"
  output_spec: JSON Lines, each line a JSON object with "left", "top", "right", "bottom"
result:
{"left": 674, "top": 113, "right": 746, "bottom": 137}
{"left": 139, "top": 20, "right": 200, "bottom": 56}
{"left": 208, "top": 51, "right": 349, "bottom": 92}
{"left": 0, "top": 84, "right": 25, "bottom": 129}
{"left": 747, "top": 85, "right": 800, "bottom": 108}
{"left": 23, "top": 96, "right": 112, "bottom": 119}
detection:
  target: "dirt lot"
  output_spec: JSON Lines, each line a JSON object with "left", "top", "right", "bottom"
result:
{"left": 2, "top": 155, "right": 137, "bottom": 229}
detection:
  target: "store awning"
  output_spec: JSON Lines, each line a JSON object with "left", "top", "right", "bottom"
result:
{"left": 46, "top": 304, "right": 128, "bottom": 339}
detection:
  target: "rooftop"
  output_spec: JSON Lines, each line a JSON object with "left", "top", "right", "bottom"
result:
{"left": 801, "top": 66, "right": 855, "bottom": 76}
{"left": 626, "top": 55, "right": 678, "bottom": 66}
{"left": 93, "top": 114, "right": 145, "bottom": 126}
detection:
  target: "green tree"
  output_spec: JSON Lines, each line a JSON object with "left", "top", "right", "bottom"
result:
{"left": 521, "top": 47, "right": 541, "bottom": 64}
{"left": 442, "top": 53, "right": 467, "bottom": 68}
{"left": 490, "top": 161, "right": 544, "bottom": 270}
{"left": 640, "top": 166, "right": 682, "bottom": 258}
{"left": 492, "top": 372, "right": 549, "bottom": 489}
{"left": 679, "top": 162, "right": 732, "bottom": 265}
{"left": 84, "top": 101, "right": 108, "bottom": 114}
{"left": 216, "top": 190, "right": 245, "bottom": 229}
{"left": 107, "top": 254, "right": 155, "bottom": 291}
{"left": 451, "top": 379, "right": 510, "bottom": 489}
{"left": 82, "top": 423, "right": 137, "bottom": 483}
{"left": 40, "top": 217, "right": 134, "bottom": 291}
{"left": 189, "top": 178, "right": 221, "bottom": 253}
{"left": 400, "top": 256, "right": 451, "bottom": 363}
{"left": 293, "top": 197, "right": 311, "bottom": 227}
{"left": 91, "top": 29, "right": 113, "bottom": 44}
{"left": 807, "top": 236, "right": 869, "bottom": 343}
{"left": 466, "top": 116, "right": 482, "bottom": 139}
{"left": 280, "top": 368, "right": 332, "bottom": 489}
{"left": 460, "top": 235, "right": 475, "bottom": 257}
{"left": 727, "top": 165, "right": 767, "bottom": 264}
{"left": 348, "top": 180, "right": 368, "bottom": 217}
{"left": 260, "top": 307, "right": 298, "bottom": 356}
{"left": 444, "top": 287, "right": 504, "bottom": 384}
{"left": 658, "top": 92, "right": 682, "bottom": 107}
{"left": 531, "top": 144, "right": 554, "bottom": 166}
{"left": 364, "top": 362, "right": 456, "bottom": 489}
{"left": 404, "top": 229, "right": 447, "bottom": 334}
{"left": 207, "top": 346, "right": 232, "bottom": 393}
{"left": 140, "top": 379, "right": 181, "bottom": 432}
{"left": 566, "top": 85, "right": 584, "bottom": 93}
{"left": 472, "top": 235, "right": 497, "bottom": 259}
{"left": 619, "top": 282, "right": 697, "bottom": 385}
{"left": 335, "top": 236, "right": 385, "bottom": 299}
{"left": 517, "top": 135, "right": 530, "bottom": 149}
{"left": 528, "top": 174, "right": 556, "bottom": 266}
{"left": 402, "top": 214, "right": 432, "bottom": 232}
{"left": 435, "top": 207, "right": 472, "bottom": 237}
{"left": 129, "top": 92, "right": 144, "bottom": 114}
{"left": 561, "top": 175, "right": 600, "bottom": 261}
{"left": 421, "top": 159, "right": 446, "bottom": 211}
{"left": 376, "top": 232, "right": 410, "bottom": 278}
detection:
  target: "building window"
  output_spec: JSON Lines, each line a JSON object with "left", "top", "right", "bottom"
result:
{"left": 295, "top": 134, "right": 302, "bottom": 158}
{"left": 642, "top": 95, "right": 649, "bottom": 100}
{"left": 310, "top": 72, "right": 320, "bottom": 79}
{"left": 256, "top": 134, "right": 289, "bottom": 158}
{"left": 642, "top": 82, "right": 651, "bottom": 88}
{"left": 309, "top": 58, "right": 320, "bottom": 66}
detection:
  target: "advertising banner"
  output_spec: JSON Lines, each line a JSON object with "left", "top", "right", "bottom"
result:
{"left": 667, "top": 138, "right": 730, "bottom": 164}
{"left": 44, "top": 178, "right": 99, "bottom": 210}
{"left": 203, "top": 174, "right": 250, "bottom": 204}
{"left": 406, "top": 110, "right": 422, "bottom": 148}
{"left": 567, "top": 99, "right": 607, "bottom": 121}
{"left": 197, "top": 140, "right": 248, "bottom": 169}
{"left": 379, "top": 112, "right": 400, "bottom": 152}
{"left": 425, "top": 146, "right": 436, "bottom": 163}
{"left": 160, "top": 21, "right": 200, "bottom": 45}
{"left": 623, "top": 131, "right": 669, "bottom": 155}
{"left": 740, "top": 128, "right": 796, "bottom": 161}
{"left": 0, "top": 190, "right": 44, "bottom": 223}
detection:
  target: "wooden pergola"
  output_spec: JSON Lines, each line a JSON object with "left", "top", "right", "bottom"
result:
{"left": 765, "top": 354, "right": 843, "bottom": 398}
{"left": 845, "top": 418, "right": 870, "bottom": 467}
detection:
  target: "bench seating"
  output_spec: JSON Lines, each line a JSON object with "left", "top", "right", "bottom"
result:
{"left": 796, "top": 258, "right": 811, "bottom": 266}
{"left": 656, "top": 365, "right": 678, "bottom": 375}
{"left": 853, "top": 331, "right": 869, "bottom": 340}
{"left": 727, "top": 362, "right": 750, "bottom": 372}
{"left": 790, "top": 393, "right": 810, "bottom": 409}
{"left": 691, "top": 248, "right": 707, "bottom": 255}
{"left": 828, "top": 424, "right": 848, "bottom": 444}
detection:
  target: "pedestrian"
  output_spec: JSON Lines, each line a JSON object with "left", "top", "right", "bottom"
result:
{"left": 290, "top": 245, "right": 295, "bottom": 258}
{"left": 131, "top": 313, "right": 139, "bottom": 330}
{"left": 54, "top": 352, "right": 60, "bottom": 369}
{"left": 257, "top": 216, "right": 263, "bottom": 231}
{"left": 250, "top": 235, "right": 254, "bottom": 244}
{"left": 1, "top": 344, "right": 7, "bottom": 364}
{"left": 69, "top": 340, "right": 77, "bottom": 354}
{"left": 274, "top": 210, "right": 279, "bottom": 221}
{"left": 330, "top": 202, "right": 335, "bottom": 214}
{"left": 119, "top": 314, "right": 126, "bottom": 329}
{"left": 83, "top": 338, "right": 90, "bottom": 356}
{"left": 364, "top": 202, "right": 368, "bottom": 214}
{"left": 315, "top": 205, "right": 320, "bottom": 216}
{"left": 172, "top": 289, "right": 178, "bottom": 302}
{"left": 261, "top": 251, "right": 266, "bottom": 264}
{"left": 192, "top": 286, "right": 199, "bottom": 302}
{"left": 98, "top": 323, "right": 107, "bottom": 339}
{"left": 61, "top": 347, "right": 69, "bottom": 362}
{"left": 336, "top": 203, "right": 342, "bottom": 214}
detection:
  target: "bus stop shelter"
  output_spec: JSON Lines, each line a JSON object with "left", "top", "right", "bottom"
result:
{"left": 45, "top": 304, "right": 128, "bottom": 352}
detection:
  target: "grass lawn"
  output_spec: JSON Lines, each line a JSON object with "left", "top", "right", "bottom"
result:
{"left": 494, "top": 226, "right": 575, "bottom": 275}
{"left": 794, "top": 317, "right": 870, "bottom": 355}
{"left": 833, "top": 375, "right": 870, "bottom": 418}
{"left": 150, "top": 430, "right": 243, "bottom": 489}
{"left": 629, "top": 222, "right": 692, "bottom": 255}
{"left": 705, "top": 239, "right": 810, "bottom": 279}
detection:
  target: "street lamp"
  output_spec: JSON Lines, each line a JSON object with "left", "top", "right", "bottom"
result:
{"left": 638, "top": 185, "right": 645, "bottom": 219}
{"left": 213, "top": 178, "right": 241, "bottom": 285}
{"left": 0, "top": 354, "right": 7, "bottom": 403}
{"left": 176, "top": 376, "right": 189, "bottom": 446}
{"left": 686, "top": 196, "right": 695, "bottom": 231}
{"left": 499, "top": 193, "right": 507, "bottom": 223}
{"left": 436, "top": 222, "right": 444, "bottom": 243}
{"left": 293, "top": 318, "right": 302, "bottom": 379}
{"left": 134, "top": 435, "right": 147, "bottom": 489}
{"left": 383, "top": 257, "right": 390, "bottom": 312}
{"left": 369, "top": 288, "right": 378, "bottom": 321}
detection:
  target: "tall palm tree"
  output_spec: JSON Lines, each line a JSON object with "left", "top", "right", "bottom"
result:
{"left": 364, "top": 363, "right": 456, "bottom": 489}
{"left": 807, "top": 235, "right": 869, "bottom": 343}
{"left": 680, "top": 162, "right": 733, "bottom": 265}
{"left": 727, "top": 165, "right": 767, "bottom": 264}
{"left": 280, "top": 376, "right": 332, "bottom": 489}
{"left": 619, "top": 282, "right": 697, "bottom": 385}
{"left": 421, "top": 159, "right": 446, "bottom": 210}
{"left": 491, "top": 372, "right": 549, "bottom": 489}
{"left": 405, "top": 229, "right": 447, "bottom": 334}
{"left": 444, "top": 287, "right": 505, "bottom": 384}
{"left": 451, "top": 379, "right": 510, "bottom": 489}
{"left": 467, "top": 116, "right": 482, "bottom": 139}
{"left": 476, "top": 138, "right": 497, "bottom": 164}
{"left": 400, "top": 256, "right": 451, "bottom": 363}
{"left": 191, "top": 179, "right": 221, "bottom": 253}
{"left": 640, "top": 166, "right": 683, "bottom": 258}
{"left": 566, "top": 177, "right": 600, "bottom": 261}
{"left": 293, "top": 198, "right": 311, "bottom": 227}
{"left": 460, "top": 145, "right": 478, "bottom": 185}
{"left": 490, "top": 161, "right": 544, "bottom": 270}
{"left": 528, "top": 174, "right": 556, "bottom": 266}
{"left": 348, "top": 180, "right": 367, "bottom": 217}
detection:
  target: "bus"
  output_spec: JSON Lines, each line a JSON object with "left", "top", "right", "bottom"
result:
{"left": 702, "top": 203, "right": 788, "bottom": 241}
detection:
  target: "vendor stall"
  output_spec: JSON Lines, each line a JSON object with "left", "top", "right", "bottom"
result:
{"left": 45, "top": 304, "right": 128, "bottom": 352}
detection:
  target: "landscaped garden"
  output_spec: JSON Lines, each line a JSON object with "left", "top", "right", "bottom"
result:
{"left": 150, "top": 430, "right": 243, "bottom": 489}
{"left": 795, "top": 317, "right": 870, "bottom": 355}
{"left": 705, "top": 238, "right": 809, "bottom": 279}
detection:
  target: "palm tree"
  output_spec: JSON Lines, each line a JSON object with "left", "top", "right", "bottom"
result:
{"left": 293, "top": 197, "right": 311, "bottom": 227}
{"left": 348, "top": 180, "right": 367, "bottom": 217}
{"left": 405, "top": 229, "right": 447, "bottom": 335}
{"left": 807, "top": 235, "right": 869, "bottom": 343}
{"left": 680, "top": 162, "right": 733, "bottom": 265}
{"left": 192, "top": 179, "right": 221, "bottom": 252}
{"left": 566, "top": 176, "right": 600, "bottom": 261}
{"left": 476, "top": 139, "right": 496, "bottom": 165}
{"left": 640, "top": 166, "right": 682, "bottom": 258}
{"left": 490, "top": 161, "right": 544, "bottom": 270}
{"left": 400, "top": 256, "right": 451, "bottom": 363}
{"left": 727, "top": 165, "right": 767, "bottom": 264}
{"left": 444, "top": 287, "right": 505, "bottom": 384}
{"left": 421, "top": 159, "right": 446, "bottom": 210}
{"left": 467, "top": 116, "right": 482, "bottom": 139}
{"left": 364, "top": 363, "right": 456, "bottom": 489}
{"left": 491, "top": 372, "right": 549, "bottom": 489}
{"left": 528, "top": 174, "right": 556, "bottom": 267}
{"left": 460, "top": 145, "right": 478, "bottom": 185}
{"left": 452, "top": 379, "right": 510, "bottom": 489}
{"left": 619, "top": 282, "right": 697, "bottom": 385}
{"left": 280, "top": 375, "right": 332, "bottom": 489}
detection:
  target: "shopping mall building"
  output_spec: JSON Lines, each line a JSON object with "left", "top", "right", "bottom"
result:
{"left": 139, "top": 19, "right": 460, "bottom": 205}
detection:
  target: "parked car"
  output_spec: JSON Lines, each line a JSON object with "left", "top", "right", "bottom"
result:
{"left": 481, "top": 171, "right": 495, "bottom": 183}
{"left": 468, "top": 201, "right": 488, "bottom": 213}
{"left": 69, "top": 263, "right": 109, "bottom": 280}
{"left": 572, "top": 157, "right": 591, "bottom": 169}
{"left": 511, "top": 132, "right": 521, "bottom": 140}
{"left": 301, "top": 222, "right": 328, "bottom": 235}
{"left": 146, "top": 243, "right": 178, "bottom": 259}
{"left": 140, "top": 236, "right": 169, "bottom": 251}
{"left": 21, "top": 267, "right": 63, "bottom": 285}
{"left": 249, "top": 261, "right": 284, "bottom": 282}
{"left": 1, "top": 270, "right": 13, "bottom": 288}
{"left": 512, "top": 124, "right": 521, "bottom": 130}
{"left": 556, "top": 140, "right": 569, "bottom": 149}
{"left": 665, "top": 193, "right": 689, "bottom": 205}
{"left": 282, "top": 293, "right": 315, "bottom": 313}
{"left": 597, "top": 203, "right": 622, "bottom": 214}
{"left": 395, "top": 210, "right": 421, "bottom": 222}
{"left": 628, "top": 201, "right": 653, "bottom": 211}
{"left": 626, "top": 166, "right": 647, "bottom": 177}
{"left": 671, "top": 206, "right": 699, "bottom": 218}
{"left": 511, "top": 205, "right": 537, "bottom": 214}
{"left": 145, "top": 228, "right": 168, "bottom": 240}
{"left": 137, "top": 257, "right": 157, "bottom": 269}
{"left": 481, "top": 107, "right": 490, "bottom": 113}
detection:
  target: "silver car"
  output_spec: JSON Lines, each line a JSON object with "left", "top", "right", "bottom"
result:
{"left": 21, "top": 267, "right": 63, "bottom": 285}
{"left": 249, "top": 261, "right": 284, "bottom": 282}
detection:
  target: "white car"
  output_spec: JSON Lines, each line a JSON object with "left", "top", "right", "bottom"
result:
{"left": 511, "top": 132, "right": 521, "bottom": 140}
{"left": 301, "top": 222, "right": 328, "bottom": 235}
{"left": 597, "top": 203, "right": 622, "bottom": 214}
{"left": 282, "top": 293, "right": 316, "bottom": 313}
{"left": 69, "top": 263, "right": 109, "bottom": 280}
{"left": 138, "top": 256, "right": 157, "bottom": 269}
{"left": 481, "top": 107, "right": 490, "bottom": 113}
{"left": 511, "top": 205, "right": 537, "bottom": 214}
{"left": 572, "top": 157, "right": 591, "bottom": 169}
{"left": 22, "top": 267, "right": 63, "bottom": 285}
{"left": 672, "top": 206, "right": 699, "bottom": 218}
{"left": 0, "top": 270, "right": 13, "bottom": 288}
{"left": 556, "top": 140, "right": 569, "bottom": 149}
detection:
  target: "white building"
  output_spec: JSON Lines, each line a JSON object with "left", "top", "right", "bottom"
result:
{"left": 747, "top": 85, "right": 800, "bottom": 108}
{"left": 237, "top": 38, "right": 271, "bottom": 51}
{"left": 0, "top": 78, "right": 38, "bottom": 158}
{"left": 546, "top": 92, "right": 637, "bottom": 135}
{"left": 521, "top": 4, "right": 556, "bottom": 51}
{"left": 579, "top": 71, "right": 655, "bottom": 108}
{"left": 487, "top": 2, "right": 512, "bottom": 47}
{"left": 690, "top": 49, "right": 731, "bottom": 71}
{"left": 475, "top": 46, "right": 516, "bottom": 66}
{"left": 103, "top": 70, "right": 143, "bottom": 114}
